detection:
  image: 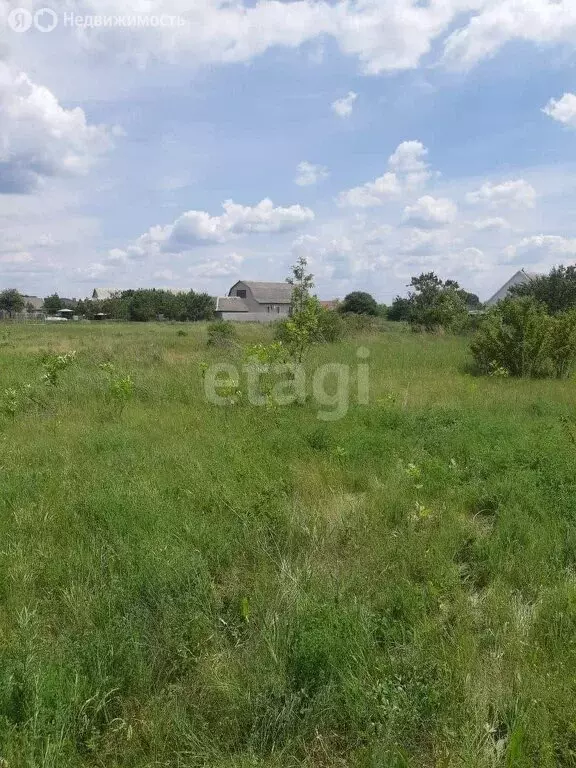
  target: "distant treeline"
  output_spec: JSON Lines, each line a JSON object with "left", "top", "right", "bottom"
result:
{"left": 71, "top": 289, "right": 215, "bottom": 321}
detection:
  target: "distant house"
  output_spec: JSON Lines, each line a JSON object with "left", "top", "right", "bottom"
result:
{"left": 485, "top": 269, "right": 541, "bottom": 307}
{"left": 22, "top": 295, "right": 44, "bottom": 314}
{"left": 91, "top": 288, "right": 121, "bottom": 300}
{"left": 320, "top": 299, "right": 340, "bottom": 311}
{"left": 215, "top": 281, "right": 293, "bottom": 322}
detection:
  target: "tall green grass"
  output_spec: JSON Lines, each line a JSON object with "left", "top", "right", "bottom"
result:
{"left": 0, "top": 321, "right": 575, "bottom": 766}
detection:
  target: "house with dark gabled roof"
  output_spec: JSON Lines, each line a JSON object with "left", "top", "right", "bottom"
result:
{"left": 215, "top": 281, "right": 293, "bottom": 322}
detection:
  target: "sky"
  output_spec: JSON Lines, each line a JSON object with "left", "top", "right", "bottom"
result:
{"left": 1, "top": 1, "right": 576, "bottom": 302}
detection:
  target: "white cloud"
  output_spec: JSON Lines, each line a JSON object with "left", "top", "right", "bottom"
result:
{"left": 403, "top": 195, "right": 457, "bottom": 228}
{"left": 505, "top": 234, "right": 576, "bottom": 265}
{"left": 465, "top": 179, "right": 536, "bottom": 208}
{"left": 388, "top": 140, "right": 429, "bottom": 175}
{"left": 543, "top": 93, "right": 576, "bottom": 128}
{"left": 339, "top": 172, "right": 401, "bottom": 208}
{"left": 0, "top": 62, "right": 115, "bottom": 193}
{"left": 187, "top": 252, "right": 245, "bottom": 278}
{"left": 399, "top": 227, "right": 460, "bottom": 255}
{"left": 443, "top": 0, "right": 576, "bottom": 69}
{"left": 109, "top": 198, "right": 314, "bottom": 266}
{"left": 4, "top": 0, "right": 576, "bottom": 86}
{"left": 331, "top": 91, "right": 357, "bottom": 118}
{"left": 295, "top": 161, "right": 329, "bottom": 186}
{"left": 339, "top": 140, "right": 430, "bottom": 207}
{"left": 473, "top": 216, "right": 510, "bottom": 231}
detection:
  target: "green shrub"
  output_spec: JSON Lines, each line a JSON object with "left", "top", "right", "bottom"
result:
{"left": 316, "top": 308, "right": 344, "bottom": 343}
{"left": 207, "top": 320, "right": 237, "bottom": 347}
{"left": 274, "top": 307, "right": 343, "bottom": 347}
{"left": 339, "top": 291, "right": 378, "bottom": 316}
{"left": 470, "top": 298, "right": 576, "bottom": 378}
{"left": 548, "top": 309, "right": 576, "bottom": 378}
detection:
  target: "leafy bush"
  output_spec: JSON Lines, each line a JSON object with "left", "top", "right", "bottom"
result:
{"left": 548, "top": 309, "right": 576, "bottom": 378}
{"left": 207, "top": 320, "right": 237, "bottom": 347}
{"left": 41, "top": 351, "right": 77, "bottom": 386}
{"left": 510, "top": 264, "right": 576, "bottom": 314}
{"left": 339, "top": 291, "right": 378, "bottom": 315}
{"left": 275, "top": 306, "right": 343, "bottom": 347}
{"left": 316, "top": 307, "right": 344, "bottom": 342}
{"left": 470, "top": 297, "right": 576, "bottom": 378}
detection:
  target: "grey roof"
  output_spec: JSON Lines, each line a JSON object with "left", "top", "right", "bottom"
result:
{"left": 216, "top": 296, "right": 249, "bottom": 312}
{"left": 92, "top": 288, "right": 121, "bottom": 300}
{"left": 485, "top": 269, "right": 541, "bottom": 306}
{"left": 22, "top": 295, "right": 44, "bottom": 310}
{"left": 231, "top": 281, "right": 293, "bottom": 304}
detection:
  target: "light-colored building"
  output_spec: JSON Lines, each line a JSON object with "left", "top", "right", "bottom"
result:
{"left": 92, "top": 288, "right": 121, "bottom": 300}
{"left": 216, "top": 281, "right": 293, "bottom": 322}
{"left": 485, "top": 269, "right": 540, "bottom": 307}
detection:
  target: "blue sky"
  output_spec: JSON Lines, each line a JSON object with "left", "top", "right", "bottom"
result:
{"left": 1, "top": 0, "right": 576, "bottom": 301}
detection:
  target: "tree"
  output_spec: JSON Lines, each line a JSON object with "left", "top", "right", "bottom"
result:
{"left": 339, "top": 291, "right": 379, "bottom": 316}
{"left": 405, "top": 272, "right": 469, "bottom": 332}
{"left": 282, "top": 256, "right": 323, "bottom": 361}
{"left": 510, "top": 265, "right": 576, "bottom": 315}
{"left": 0, "top": 289, "right": 24, "bottom": 317}
{"left": 43, "top": 293, "right": 63, "bottom": 314}
{"left": 388, "top": 296, "right": 411, "bottom": 321}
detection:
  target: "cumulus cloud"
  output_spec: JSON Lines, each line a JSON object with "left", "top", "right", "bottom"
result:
{"left": 339, "top": 140, "right": 430, "bottom": 207}
{"left": 465, "top": 179, "right": 536, "bottom": 208}
{"left": 399, "top": 227, "right": 459, "bottom": 256}
{"left": 473, "top": 216, "right": 510, "bottom": 231}
{"left": 443, "top": 0, "right": 576, "bottom": 69}
{"left": 505, "top": 234, "right": 576, "bottom": 265}
{"left": 543, "top": 93, "right": 576, "bottom": 128}
{"left": 3, "top": 0, "right": 576, "bottom": 82}
{"left": 295, "top": 161, "right": 329, "bottom": 186}
{"left": 331, "top": 91, "right": 358, "bottom": 118}
{"left": 0, "top": 62, "right": 115, "bottom": 194}
{"left": 187, "top": 252, "right": 245, "bottom": 278}
{"left": 403, "top": 195, "right": 457, "bottom": 228}
{"left": 109, "top": 198, "right": 314, "bottom": 266}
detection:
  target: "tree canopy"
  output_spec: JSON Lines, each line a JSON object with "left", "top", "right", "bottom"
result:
{"left": 388, "top": 273, "right": 480, "bottom": 331}
{"left": 509, "top": 265, "right": 576, "bottom": 315}
{"left": 339, "top": 291, "right": 379, "bottom": 316}
{"left": 43, "top": 294, "right": 63, "bottom": 314}
{"left": 0, "top": 289, "right": 24, "bottom": 316}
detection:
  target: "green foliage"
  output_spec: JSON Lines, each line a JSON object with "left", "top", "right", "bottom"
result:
{"left": 1, "top": 385, "right": 34, "bottom": 419}
{"left": 207, "top": 320, "right": 237, "bottom": 347}
{"left": 281, "top": 256, "right": 324, "bottom": 362}
{"left": 43, "top": 294, "right": 63, "bottom": 314}
{"left": 548, "top": 309, "right": 576, "bottom": 378}
{"left": 72, "top": 289, "right": 215, "bottom": 321}
{"left": 339, "top": 291, "right": 379, "bottom": 316}
{"left": 99, "top": 362, "right": 135, "bottom": 415}
{"left": 0, "top": 289, "right": 24, "bottom": 316}
{"left": 41, "top": 350, "right": 77, "bottom": 386}
{"left": 471, "top": 297, "right": 576, "bottom": 378}
{"left": 406, "top": 273, "right": 470, "bottom": 332}
{"left": 510, "top": 264, "right": 576, "bottom": 314}
{"left": 316, "top": 306, "right": 344, "bottom": 342}
{"left": 388, "top": 296, "right": 411, "bottom": 322}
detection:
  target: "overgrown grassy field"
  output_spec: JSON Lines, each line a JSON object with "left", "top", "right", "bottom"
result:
{"left": 1, "top": 321, "right": 576, "bottom": 767}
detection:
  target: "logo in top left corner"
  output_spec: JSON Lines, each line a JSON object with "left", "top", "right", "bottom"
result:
{"left": 7, "top": 7, "right": 58, "bottom": 32}
{"left": 7, "top": 7, "right": 33, "bottom": 31}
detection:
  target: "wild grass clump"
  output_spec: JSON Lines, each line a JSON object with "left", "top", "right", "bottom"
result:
{"left": 207, "top": 320, "right": 237, "bottom": 347}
